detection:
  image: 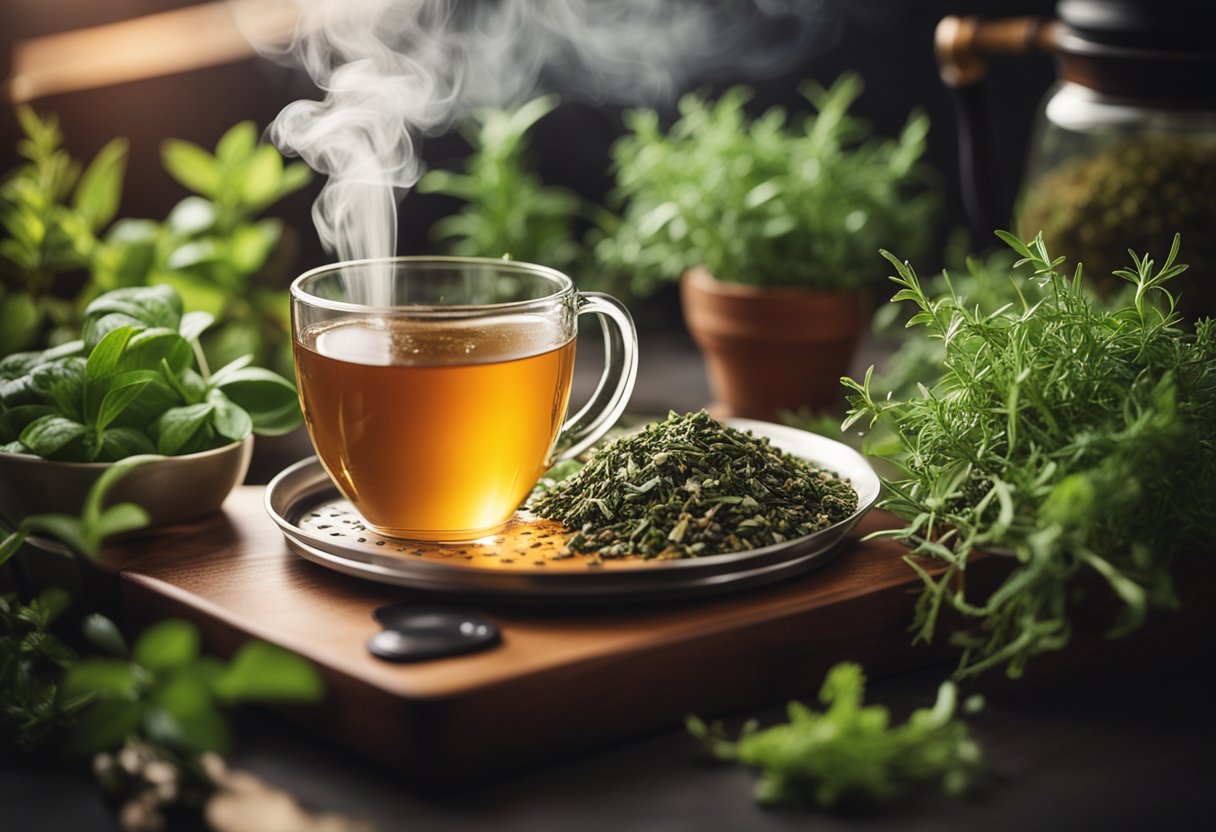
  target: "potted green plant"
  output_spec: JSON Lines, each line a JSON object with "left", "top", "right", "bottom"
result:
{"left": 0, "top": 108, "right": 128, "bottom": 354}
{"left": 595, "top": 74, "right": 938, "bottom": 420}
{"left": 416, "top": 95, "right": 584, "bottom": 273}
{"left": 0, "top": 284, "right": 301, "bottom": 527}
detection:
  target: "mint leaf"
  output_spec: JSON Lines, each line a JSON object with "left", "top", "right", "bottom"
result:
{"left": 161, "top": 139, "right": 220, "bottom": 197}
{"left": 179, "top": 310, "right": 215, "bottom": 342}
{"left": 83, "top": 285, "right": 182, "bottom": 337}
{"left": 82, "top": 613, "right": 129, "bottom": 657}
{"left": 95, "top": 427, "right": 156, "bottom": 461}
{"left": 72, "top": 137, "right": 128, "bottom": 232}
{"left": 212, "top": 366, "right": 300, "bottom": 436}
{"left": 213, "top": 641, "right": 323, "bottom": 703}
{"left": 153, "top": 403, "right": 215, "bottom": 455}
{"left": 19, "top": 414, "right": 90, "bottom": 459}
{"left": 207, "top": 388, "right": 252, "bottom": 441}
{"left": 133, "top": 620, "right": 200, "bottom": 672}
{"left": 118, "top": 328, "right": 192, "bottom": 375}
{"left": 96, "top": 371, "right": 156, "bottom": 432}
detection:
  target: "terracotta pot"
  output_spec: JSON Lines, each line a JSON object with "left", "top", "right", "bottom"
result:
{"left": 680, "top": 266, "right": 866, "bottom": 421}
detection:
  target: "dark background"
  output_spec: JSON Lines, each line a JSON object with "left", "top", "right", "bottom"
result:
{"left": 1, "top": 0, "right": 1058, "bottom": 316}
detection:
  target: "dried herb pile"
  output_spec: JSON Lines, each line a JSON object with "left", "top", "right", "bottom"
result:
{"left": 530, "top": 410, "right": 857, "bottom": 559}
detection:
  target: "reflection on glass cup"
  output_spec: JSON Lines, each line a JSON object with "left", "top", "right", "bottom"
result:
{"left": 291, "top": 257, "right": 637, "bottom": 541}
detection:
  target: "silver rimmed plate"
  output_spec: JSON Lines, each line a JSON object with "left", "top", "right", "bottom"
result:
{"left": 264, "top": 419, "right": 880, "bottom": 602}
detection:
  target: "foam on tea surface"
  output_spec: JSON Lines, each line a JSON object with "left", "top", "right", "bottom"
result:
{"left": 304, "top": 315, "right": 568, "bottom": 367}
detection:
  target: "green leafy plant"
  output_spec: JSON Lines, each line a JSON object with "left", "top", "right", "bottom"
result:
{"left": 0, "top": 107, "right": 127, "bottom": 353}
{"left": 688, "top": 662, "right": 983, "bottom": 807}
{"left": 0, "top": 284, "right": 301, "bottom": 460}
{"left": 843, "top": 231, "right": 1216, "bottom": 678}
{"left": 1, "top": 457, "right": 325, "bottom": 827}
{"left": 595, "top": 74, "right": 938, "bottom": 296}
{"left": 62, "top": 617, "right": 322, "bottom": 758}
{"left": 1, "top": 457, "right": 152, "bottom": 751}
{"left": 95, "top": 121, "right": 312, "bottom": 377}
{"left": 417, "top": 95, "right": 583, "bottom": 274}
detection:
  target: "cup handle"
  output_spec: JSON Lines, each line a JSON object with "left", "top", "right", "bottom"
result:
{"left": 553, "top": 292, "right": 639, "bottom": 461}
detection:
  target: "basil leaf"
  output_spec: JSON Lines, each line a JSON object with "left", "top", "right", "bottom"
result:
{"left": 19, "top": 415, "right": 90, "bottom": 460}
{"left": 207, "top": 354, "right": 254, "bottom": 386}
{"left": 97, "top": 371, "right": 158, "bottom": 432}
{"left": 83, "top": 285, "right": 182, "bottom": 336}
{"left": 133, "top": 620, "right": 200, "bottom": 672}
{"left": 143, "top": 703, "right": 231, "bottom": 756}
{"left": 72, "top": 137, "right": 128, "bottom": 232}
{"left": 84, "top": 326, "right": 138, "bottom": 425}
{"left": 95, "top": 427, "right": 157, "bottom": 461}
{"left": 171, "top": 367, "right": 209, "bottom": 406}
{"left": 179, "top": 310, "right": 215, "bottom": 343}
{"left": 62, "top": 658, "right": 141, "bottom": 700}
{"left": 85, "top": 326, "right": 138, "bottom": 381}
{"left": 206, "top": 389, "right": 252, "bottom": 442}
{"left": 228, "top": 219, "right": 281, "bottom": 274}
{"left": 82, "top": 312, "right": 145, "bottom": 349}
{"left": 0, "top": 373, "right": 43, "bottom": 408}
{"left": 109, "top": 372, "right": 181, "bottom": 430}
{"left": 165, "top": 196, "right": 217, "bottom": 237}
{"left": 82, "top": 613, "right": 129, "bottom": 657}
{"left": 118, "top": 328, "right": 192, "bottom": 375}
{"left": 216, "top": 120, "right": 257, "bottom": 165}
{"left": 21, "top": 513, "right": 89, "bottom": 554}
{"left": 45, "top": 357, "right": 87, "bottom": 420}
{"left": 0, "top": 291, "right": 40, "bottom": 355}
{"left": 94, "top": 502, "right": 151, "bottom": 541}
{"left": 213, "top": 641, "right": 322, "bottom": 703}
{"left": 0, "top": 340, "right": 85, "bottom": 380}
{"left": 64, "top": 699, "right": 143, "bottom": 757}
{"left": 212, "top": 366, "right": 301, "bottom": 436}
{"left": 162, "top": 138, "right": 220, "bottom": 197}
{"left": 1, "top": 529, "right": 24, "bottom": 569}
{"left": 0, "top": 405, "right": 56, "bottom": 442}
{"left": 153, "top": 403, "right": 215, "bottom": 455}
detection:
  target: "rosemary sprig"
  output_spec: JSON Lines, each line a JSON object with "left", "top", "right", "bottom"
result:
{"left": 844, "top": 231, "right": 1216, "bottom": 678}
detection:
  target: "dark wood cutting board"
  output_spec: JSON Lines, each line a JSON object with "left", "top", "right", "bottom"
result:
{"left": 92, "top": 487, "right": 988, "bottom": 781}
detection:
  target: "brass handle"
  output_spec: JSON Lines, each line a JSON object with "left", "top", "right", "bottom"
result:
{"left": 935, "top": 16, "right": 1059, "bottom": 88}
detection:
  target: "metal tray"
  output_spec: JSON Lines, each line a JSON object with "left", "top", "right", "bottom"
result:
{"left": 264, "top": 419, "right": 880, "bottom": 602}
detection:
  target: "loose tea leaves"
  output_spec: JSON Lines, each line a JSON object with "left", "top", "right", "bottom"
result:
{"left": 530, "top": 411, "right": 857, "bottom": 559}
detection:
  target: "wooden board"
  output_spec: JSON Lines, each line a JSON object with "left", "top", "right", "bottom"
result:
{"left": 93, "top": 486, "right": 986, "bottom": 782}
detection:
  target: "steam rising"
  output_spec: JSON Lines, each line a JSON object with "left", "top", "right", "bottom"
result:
{"left": 242, "top": 0, "right": 838, "bottom": 264}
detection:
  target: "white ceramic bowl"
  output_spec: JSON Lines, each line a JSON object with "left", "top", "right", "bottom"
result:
{"left": 0, "top": 437, "right": 253, "bottom": 528}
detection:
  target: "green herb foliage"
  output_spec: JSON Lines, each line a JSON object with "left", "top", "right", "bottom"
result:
{"left": 688, "top": 662, "right": 983, "bottom": 807}
{"left": 843, "top": 231, "right": 1216, "bottom": 678}
{"left": 530, "top": 410, "right": 857, "bottom": 558}
{"left": 0, "top": 107, "right": 127, "bottom": 353}
{"left": 595, "top": 74, "right": 937, "bottom": 295}
{"left": 1, "top": 459, "right": 322, "bottom": 760}
{"left": 417, "top": 95, "right": 583, "bottom": 274}
{"left": 61, "top": 617, "right": 322, "bottom": 757}
{"left": 0, "top": 284, "right": 301, "bottom": 460}
{"left": 0, "top": 587, "right": 92, "bottom": 752}
{"left": 100, "top": 121, "right": 312, "bottom": 377}
{"left": 1, "top": 458, "right": 151, "bottom": 751}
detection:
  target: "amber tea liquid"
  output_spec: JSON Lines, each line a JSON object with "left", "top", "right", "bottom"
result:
{"left": 295, "top": 316, "right": 575, "bottom": 539}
